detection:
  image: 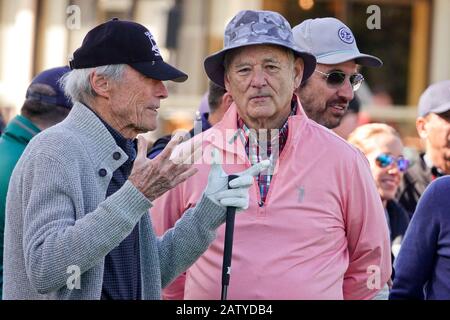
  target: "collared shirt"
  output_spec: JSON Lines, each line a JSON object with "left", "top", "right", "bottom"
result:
{"left": 84, "top": 107, "right": 141, "bottom": 300}
{"left": 237, "top": 98, "right": 297, "bottom": 205}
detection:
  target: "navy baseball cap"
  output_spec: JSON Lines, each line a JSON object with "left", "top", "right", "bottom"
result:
{"left": 25, "top": 66, "right": 72, "bottom": 109}
{"left": 204, "top": 10, "right": 316, "bottom": 88}
{"left": 70, "top": 18, "right": 187, "bottom": 82}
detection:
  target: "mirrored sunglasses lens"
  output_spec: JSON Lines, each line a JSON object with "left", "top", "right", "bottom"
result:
{"left": 397, "top": 158, "right": 409, "bottom": 172}
{"left": 327, "top": 72, "right": 346, "bottom": 86}
{"left": 376, "top": 154, "right": 392, "bottom": 168}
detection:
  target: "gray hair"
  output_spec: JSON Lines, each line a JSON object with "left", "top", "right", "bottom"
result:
{"left": 60, "top": 64, "right": 126, "bottom": 104}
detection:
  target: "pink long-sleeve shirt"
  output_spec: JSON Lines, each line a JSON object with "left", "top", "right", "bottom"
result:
{"left": 152, "top": 101, "right": 391, "bottom": 300}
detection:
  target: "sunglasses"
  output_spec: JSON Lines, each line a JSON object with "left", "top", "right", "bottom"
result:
{"left": 315, "top": 70, "right": 364, "bottom": 91}
{"left": 375, "top": 153, "right": 410, "bottom": 172}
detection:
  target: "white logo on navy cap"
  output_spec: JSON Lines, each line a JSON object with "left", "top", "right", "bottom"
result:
{"left": 144, "top": 31, "right": 161, "bottom": 56}
{"left": 338, "top": 27, "right": 354, "bottom": 44}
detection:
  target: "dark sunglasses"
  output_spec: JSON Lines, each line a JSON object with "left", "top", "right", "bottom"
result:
{"left": 315, "top": 70, "right": 364, "bottom": 91}
{"left": 375, "top": 153, "right": 410, "bottom": 172}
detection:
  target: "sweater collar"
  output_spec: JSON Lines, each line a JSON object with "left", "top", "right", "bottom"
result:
{"left": 82, "top": 104, "right": 136, "bottom": 161}
{"left": 63, "top": 102, "right": 130, "bottom": 168}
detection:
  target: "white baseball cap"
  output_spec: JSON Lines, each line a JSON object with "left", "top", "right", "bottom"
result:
{"left": 292, "top": 17, "right": 382, "bottom": 67}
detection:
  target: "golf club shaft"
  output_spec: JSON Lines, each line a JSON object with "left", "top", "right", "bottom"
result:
{"left": 221, "top": 174, "right": 238, "bottom": 300}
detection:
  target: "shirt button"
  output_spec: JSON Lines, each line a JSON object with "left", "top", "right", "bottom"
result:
{"left": 98, "top": 168, "right": 107, "bottom": 177}
{"left": 113, "top": 152, "right": 121, "bottom": 160}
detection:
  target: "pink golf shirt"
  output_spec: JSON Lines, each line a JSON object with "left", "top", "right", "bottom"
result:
{"left": 152, "top": 100, "right": 391, "bottom": 300}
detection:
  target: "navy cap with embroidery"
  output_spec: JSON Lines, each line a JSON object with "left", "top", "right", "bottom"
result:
{"left": 70, "top": 18, "right": 187, "bottom": 82}
{"left": 26, "top": 66, "right": 72, "bottom": 109}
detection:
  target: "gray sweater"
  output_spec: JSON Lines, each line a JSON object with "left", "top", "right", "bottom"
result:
{"left": 3, "top": 102, "right": 226, "bottom": 299}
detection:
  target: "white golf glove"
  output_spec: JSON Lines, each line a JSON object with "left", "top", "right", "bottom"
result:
{"left": 204, "top": 148, "right": 270, "bottom": 211}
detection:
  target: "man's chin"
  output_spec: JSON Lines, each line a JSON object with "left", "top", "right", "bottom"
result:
{"left": 319, "top": 116, "right": 342, "bottom": 130}
{"left": 136, "top": 125, "right": 156, "bottom": 136}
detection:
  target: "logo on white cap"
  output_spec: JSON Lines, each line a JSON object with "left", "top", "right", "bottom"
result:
{"left": 144, "top": 31, "right": 161, "bottom": 56}
{"left": 338, "top": 27, "right": 354, "bottom": 44}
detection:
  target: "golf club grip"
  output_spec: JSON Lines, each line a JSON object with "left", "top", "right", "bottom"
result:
{"left": 221, "top": 175, "right": 239, "bottom": 287}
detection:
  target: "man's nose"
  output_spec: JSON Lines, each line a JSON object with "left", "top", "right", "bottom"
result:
{"left": 337, "top": 77, "right": 354, "bottom": 101}
{"left": 251, "top": 69, "right": 267, "bottom": 88}
{"left": 156, "top": 80, "right": 168, "bottom": 99}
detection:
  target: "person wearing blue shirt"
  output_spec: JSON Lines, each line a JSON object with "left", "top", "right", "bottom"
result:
{"left": 390, "top": 176, "right": 450, "bottom": 299}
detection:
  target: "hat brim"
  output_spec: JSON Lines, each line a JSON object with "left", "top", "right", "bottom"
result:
{"left": 419, "top": 101, "right": 450, "bottom": 117}
{"left": 204, "top": 44, "right": 316, "bottom": 88}
{"left": 130, "top": 60, "right": 188, "bottom": 83}
{"left": 317, "top": 51, "right": 382, "bottom": 67}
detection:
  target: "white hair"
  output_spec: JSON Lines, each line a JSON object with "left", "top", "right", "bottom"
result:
{"left": 60, "top": 64, "right": 126, "bottom": 104}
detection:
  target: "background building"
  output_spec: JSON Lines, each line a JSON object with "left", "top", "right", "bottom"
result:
{"left": 0, "top": 0, "right": 449, "bottom": 147}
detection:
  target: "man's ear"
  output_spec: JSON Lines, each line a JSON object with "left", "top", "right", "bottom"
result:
{"left": 416, "top": 116, "right": 428, "bottom": 139}
{"left": 293, "top": 57, "right": 304, "bottom": 90}
{"left": 221, "top": 92, "right": 233, "bottom": 111}
{"left": 90, "top": 71, "right": 110, "bottom": 98}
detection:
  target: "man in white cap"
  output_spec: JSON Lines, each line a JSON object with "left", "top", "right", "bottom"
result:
{"left": 152, "top": 10, "right": 391, "bottom": 300}
{"left": 293, "top": 17, "right": 382, "bottom": 129}
{"left": 396, "top": 80, "right": 450, "bottom": 217}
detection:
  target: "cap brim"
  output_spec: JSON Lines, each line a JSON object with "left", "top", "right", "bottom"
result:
{"left": 419, "top": 101, "right": 450, "bottom": 117}
{"left": 130, "top": 60, "right": 188, "bottom": 82}
{"left": 434, "top": 102, "right": 450, "bottom": 115}
{"left": 204, "top": 51, "right": 227, "bottom": 88}
{"left": 317, "top": 51, "right": 382, "bottom": 67}
{"left": 204, "top": 44, "right": 317, "bottom": 88}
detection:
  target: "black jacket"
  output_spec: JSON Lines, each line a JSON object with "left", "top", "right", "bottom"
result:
{"left": 396, "top": 152, "right": 432, "bottom": 219}
{"left": 386, "top": 200, "right": 410, "bottom": 243}
{"left": 386, "top": 200, "right": 410, "bottom": 280}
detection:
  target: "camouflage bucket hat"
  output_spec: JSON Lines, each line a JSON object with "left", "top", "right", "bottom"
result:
{"left": 204, "top": 10, "right": 316, "bottom": 88}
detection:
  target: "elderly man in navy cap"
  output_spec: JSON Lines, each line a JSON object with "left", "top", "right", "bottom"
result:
{"left": 293, "top": 17, "right": 382, "bottom": 129}
{"left": 152, "top": 10, "right": 391, "bottom": 300}
{"left": 0, "top": 66, "right": 72, "bottom": 299}
{"left": 3, "top": 19, "right": 266, "bottom": 300}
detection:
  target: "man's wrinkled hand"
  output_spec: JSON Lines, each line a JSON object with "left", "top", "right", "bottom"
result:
{"left": 128, "top": 133, "right": 198, "bottom": 201}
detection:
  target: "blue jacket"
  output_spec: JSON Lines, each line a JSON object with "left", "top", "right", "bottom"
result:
{"left": 390, "top": 176, "right": 450, "bottom": 299}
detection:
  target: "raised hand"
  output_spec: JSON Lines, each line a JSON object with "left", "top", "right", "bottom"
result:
{"left": 128, "top": 134, "right": 199, "bottom": 201}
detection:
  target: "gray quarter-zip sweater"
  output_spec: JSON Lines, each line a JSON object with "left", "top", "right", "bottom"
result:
{"left": 3, "top": 102, "right": 225, "bottom": 299}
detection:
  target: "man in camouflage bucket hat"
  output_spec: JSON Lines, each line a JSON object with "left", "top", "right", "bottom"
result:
{"left": 204, "top": 10, "right": 316, "bottom": 88}
{"left": 152, "top": 10, "right": 391, "bottom": 300}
